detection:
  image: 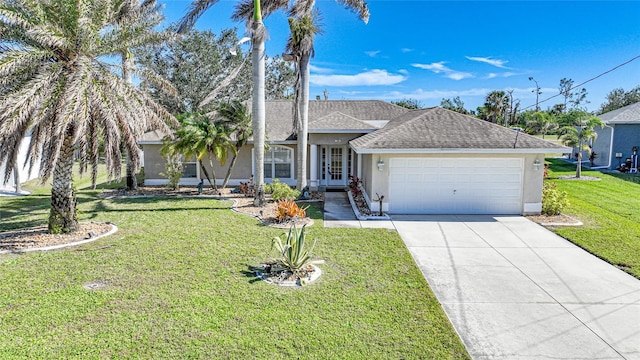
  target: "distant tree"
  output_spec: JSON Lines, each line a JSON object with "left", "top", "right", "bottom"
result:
{"left": 136, "top": 28, "right": 295, "bottom": 114}
{"left": 440, "top": 96, "right": 472, "bottom": 115}
{"left": 479, "top": 90, "right": 509, "bottom": 123}
{"left": 559, "top": 111, "right": 604, "bottom": 178}
{"left": 524, "top": 111, "right": 557, "bottom": 138}
{"left": 599, "top": 85, "right": 640, "bottom": 114}
{"left": 391, "top": 99, "right": 422, "bottom": 109}
{"left": 558, "top": 78, "right": 588, "bottom": 112}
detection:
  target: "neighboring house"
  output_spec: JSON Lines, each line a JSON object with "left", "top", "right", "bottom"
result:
{"left": 139, "top": 100, "right": 567, "bottom": 215}
{"left": 589, "top": 102, "right": 640, "bottom": 170}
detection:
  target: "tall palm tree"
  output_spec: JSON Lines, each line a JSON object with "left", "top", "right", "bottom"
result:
{"left": 560, "top": 114, "right": 604, "bottom": 178}
{"left": 0, "top": 0, "right": 177, "bottom": 233}
{"left": 179, "top": 0, "right": 287, "bottom": 205}
{"left": 216, "top": 100, "right": 252, "bottom": 189}
{"left": 285, "top": 0, "right": 368, "bottom": 190}
{"left": 286, "top": 13, "right": 322, "bottom": 190}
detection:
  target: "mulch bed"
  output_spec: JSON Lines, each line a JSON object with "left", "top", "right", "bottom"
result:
{"left": 0, "top": 222, "right": 113, "bottom": 252}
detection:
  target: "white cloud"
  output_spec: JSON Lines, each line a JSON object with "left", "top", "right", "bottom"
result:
{"left": 465, "top": 56, "right": 510, "bottom": 69}
{"left": 412, "top": 62, "right": 473, "bottom": 80}
{"left": 365, "top": 50, "right": 381, "bottom": 57}
{"left": 398, "top": 69, "right": 409, "bottom": 75}
{"left": 310, "top": 69, "right": 407, "bottom": 87}
{"left": 309, "top": 64, "right": 334, "bottom": 74}
{"left": 483, "top": 71, "right": 519, "bottom": 79}
{"left": 401, "top": 48, "right": 413, "bottom": 53}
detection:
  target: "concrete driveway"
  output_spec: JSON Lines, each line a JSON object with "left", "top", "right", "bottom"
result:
{"left": 392, "top": 215, "right": 640, "bottom": 360}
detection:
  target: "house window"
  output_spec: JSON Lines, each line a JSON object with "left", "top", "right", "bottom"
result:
{"left": 264, "top": 146, "right": 293, "bottom": 179}
{"left": 182, "top": 156, "right": 198, "bottom": 178}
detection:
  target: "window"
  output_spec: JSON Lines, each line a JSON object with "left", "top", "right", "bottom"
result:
{"left": 264, "top": 146, "right": 293, "bottom": 179}
{"left": 182, "top": 156, "right": 198, "bottom": 178}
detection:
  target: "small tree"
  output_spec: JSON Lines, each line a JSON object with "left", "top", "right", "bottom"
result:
{"left": 559, "top": 112, "right": 604, "bottom": 178}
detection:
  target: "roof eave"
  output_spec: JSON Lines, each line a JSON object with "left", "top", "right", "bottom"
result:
{"left": 308, "top": 129, "right": 376, "bottom": 134}
{"left": 350, "top": 147, "right": 571, "bottom": 154}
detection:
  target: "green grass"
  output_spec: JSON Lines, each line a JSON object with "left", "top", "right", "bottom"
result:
{"left": 546, "top": 158, "right": 640, "bottom": 278}
{"left": 0, "top": 170, "right": 468, "bottom": 359}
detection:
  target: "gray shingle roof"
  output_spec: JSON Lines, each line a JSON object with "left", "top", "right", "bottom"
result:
{"left": 599, "top": 102, "right": 640, "bottom": 124}
{"left": 309, "top": 112, "right": 377, "bottom": 131}
{"left": 262, "top": 100, "right": 409, "bottom": 141}
{"left": 350, "top": 107, "right": 569, "bottom": 152}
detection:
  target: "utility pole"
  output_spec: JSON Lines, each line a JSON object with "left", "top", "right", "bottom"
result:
{"left": 529, "top": 76, "right": 541, "bottom": 111}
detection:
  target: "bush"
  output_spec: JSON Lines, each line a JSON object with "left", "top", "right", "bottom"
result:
{"left": 542, "top": 182, "right": 569, "bottom": 215}
{"left": 268, "top": 179, "right": 300, "bottom": 201}
{"left": 348, "top": 175, "right": 362, "bottom": 196}
{"left": 160, "top": 155, "right": 183, "bottom": 191}
{"left": 276, "top": 199, "right": 307, "bottom": 223}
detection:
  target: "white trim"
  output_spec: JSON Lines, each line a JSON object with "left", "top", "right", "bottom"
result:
{"left": 351, "top": 147, "right": 570, "bottom": 155}
{"left": 310, "top": 145, "right": 318, "bottom": 189}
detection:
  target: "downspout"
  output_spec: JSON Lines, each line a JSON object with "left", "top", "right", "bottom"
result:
{"left": 589, "top": 124, "right": 614, "bottom": 169}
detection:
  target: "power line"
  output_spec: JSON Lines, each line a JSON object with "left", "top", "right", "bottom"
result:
{"left": 520, "top": 54, "right": 640, "bottom": 111}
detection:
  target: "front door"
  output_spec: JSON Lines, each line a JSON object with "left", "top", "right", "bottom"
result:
{"left": 324, "top": 146, "right": 346, "bottom": 187}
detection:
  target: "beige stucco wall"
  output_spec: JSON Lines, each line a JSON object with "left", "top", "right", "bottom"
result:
{"left": 359, "top": 152, "right": 545, "bottom": 215}
{"left": 143, "top": 143, "right": 300, "bottom": 186}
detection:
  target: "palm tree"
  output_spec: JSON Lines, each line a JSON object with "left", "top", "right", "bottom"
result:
{"left": 216, "top": 100, "right": 252, "bottom": 189}
{"left": 525, "top": 111, "right": 558, "bottom": 139}
{"left": 285, "top": 0, "right": 369, "bottom": 190}
{"left": 560, "top": 113, "right": 604, "bottom": 178}
{"left": 285, "top": 13, "right": 322, "bottom": 191}
{"left": 179, "top": 0, "right": 287, "bottom": 205}
{"left": 163, "top": 113, "right": 235, "bottom": 191}
{"left": 0, "top": 0, "right": 176, "bottom": 233}
{"left": 482, "top": 90, "right": 509, "bottom": 123}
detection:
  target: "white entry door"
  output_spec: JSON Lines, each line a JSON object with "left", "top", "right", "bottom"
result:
{"left": 388, "top": 157, "right": 523, "bottom": 214}
{"left": 324, "top": 146, "right": 347, "bottom": 187}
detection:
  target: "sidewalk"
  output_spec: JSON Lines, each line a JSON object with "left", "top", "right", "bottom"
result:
{"left": 323, "top": 191, "right": 394, "bottom": 229}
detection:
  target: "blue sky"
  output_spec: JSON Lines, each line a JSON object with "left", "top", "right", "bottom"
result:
{"left": 161, "top": 1, "right": 640, "bottom": 112}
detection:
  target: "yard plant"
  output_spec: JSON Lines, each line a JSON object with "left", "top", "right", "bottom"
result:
{"left": 0, "top": 170, "right": 469, "bottom": 359}
{"left": 271, "top": 224, "right": 315, "bottom": 274}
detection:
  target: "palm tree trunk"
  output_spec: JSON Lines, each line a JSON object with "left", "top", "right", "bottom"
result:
{"left": 296, "top": 52, "right": 310, "bottom": 190}
{"left": 13, "top": 164, "right": 21, "bottom": 193}
{"left": 123, "top": 52, "right": 138, "bottom": 191}
{"left": 49, "top": 125, "right": 79, "bottom": 234}
{"left": 576, "top": 152, "right": 582, "bottom": 178}
{"left": 251, "top": 0, "right": 266, "bottom": 206}
{"left": 199, "top": 162, "right": 215, "bottom": 190}
{"left": 208, "top": 156, "right": 218, "bottom": 191}
{"left": 222, "top": 146, "right": 241, "bottom": 189}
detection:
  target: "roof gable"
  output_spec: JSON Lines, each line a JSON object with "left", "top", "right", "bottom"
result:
{"left": 309, "top": 111, "right": 377, "bottom": 132}
{"left": 599, "top": 102, "right": 640, "bottom": 124}
{"left": 350, "top": 107, "right": 569, "bottom": 152}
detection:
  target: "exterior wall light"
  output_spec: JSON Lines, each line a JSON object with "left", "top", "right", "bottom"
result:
{"left": 533, "top": 159, "right": 541, "bottom": 171}
{"left": 377, "top": 158, "right": 385, "bottom": 171}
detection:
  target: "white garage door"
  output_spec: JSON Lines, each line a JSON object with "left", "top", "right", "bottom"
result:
{"left": 388, "top": 157, "right": 523, "bottom": 214}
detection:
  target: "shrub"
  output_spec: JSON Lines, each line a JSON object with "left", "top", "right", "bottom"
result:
{"left": 542, "top": 182, "right": 569, "bottom": 215}
{"left": 271, "top": 225, "right": 316, "bottom": 274}
{"left": 160, "top": 155, "right": 183, "bottom": 191}
{"left": 348, "top": 175, "right": 361, "bottom": 196}
{"left": 276, "top": 199, "right": 307, "bottom": 223}
{"left": 268, "top": 179, "right": 300, "bottom": 201}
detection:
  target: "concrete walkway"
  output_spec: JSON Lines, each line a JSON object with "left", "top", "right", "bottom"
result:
{"left": 322, "top": 194, "right": 640, "bottom": 359}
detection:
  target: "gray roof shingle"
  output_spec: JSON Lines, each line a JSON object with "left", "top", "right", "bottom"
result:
{"left": 350, "top": 107, "right": 569, "bottom": 152}
{"left": 599, "top": 102, "right": 640, "bottom": 124}
{"left": 309, "top": 112, "right": 377, "bottom": 131}
{"left": 262, "top": 100, "right": 409, "bottom": 141}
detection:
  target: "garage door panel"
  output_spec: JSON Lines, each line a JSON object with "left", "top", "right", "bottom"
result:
{"left": 389, "top": 157, "right": 523, "bottom": 214}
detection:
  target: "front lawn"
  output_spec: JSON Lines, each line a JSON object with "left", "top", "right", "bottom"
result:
{"left": 546, "top": 158, "right": 640, "bottom": 278}
{"left": 0, "top": 174, "right": 468, "bottom": 359}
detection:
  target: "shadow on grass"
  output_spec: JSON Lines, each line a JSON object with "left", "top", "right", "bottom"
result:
{"left": 607, "top": 172, "right": 640, "bottom": 185}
